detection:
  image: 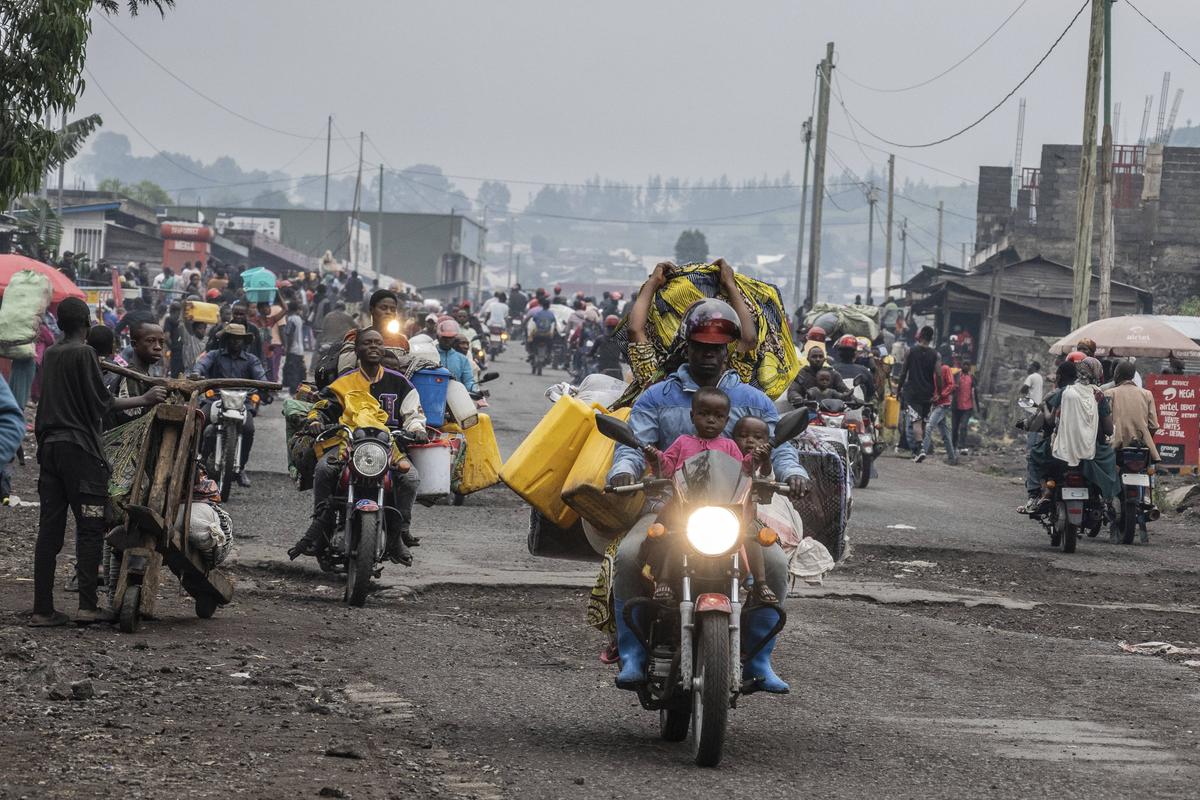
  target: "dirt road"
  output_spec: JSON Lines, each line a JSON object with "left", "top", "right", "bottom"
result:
{"left": 2, "top": 358, "right": 1199, "bottom": 798}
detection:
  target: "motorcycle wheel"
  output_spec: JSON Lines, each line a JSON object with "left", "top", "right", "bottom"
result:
{"left": 1121, "top": 500, "right": 1138, "bottom": 545}
{"left": 345, "top": 511, "right": 379, "bottom": 608}
{"left": 1062, "top": 521, "right": 1078, "bottom": 554}
{"left": 219, "top": 427, "right": 239, "bottom": 502}
{"left": 1049, "top": 503, "right": 1063, "bottom": 548}
{"left": 690, "top": 614, "right": 730, "bottom": 768}
{"left": 856, "top": 454, "right": 872, "bottom": 489}
{"left": 660, "top": 705, "right": 690, "bottom": 742}
{"left": 119, "top": 585, "right": 141, "bottom": 634}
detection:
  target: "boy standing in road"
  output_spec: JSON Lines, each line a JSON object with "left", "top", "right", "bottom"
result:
{"left": 31, "top": 298, "right": 166, "bottom": 627}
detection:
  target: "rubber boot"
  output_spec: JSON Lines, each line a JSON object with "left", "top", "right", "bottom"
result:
{"left": 742, "top": 606, "right": 789, "bottom": 695}
{"left": 386, "top": 529, "right": 413, "bottom": 566}
{"left": 613, "top": 599, "right": 646, "bottom": 689}
{"left": 288, "top": 518, "right": 327, "bottom": 561}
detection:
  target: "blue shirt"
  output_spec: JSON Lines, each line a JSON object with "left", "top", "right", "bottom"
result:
{"left": 437, "top": 346, "right": 476, "bottom": 391}
{"left": 608, "top": 365, "right": 807, "bottom": 483}
{"left": 193, "top": 348, "right": 268, "bottom": 382}
{"left": 0, "top": 375, "right": 24, "bottom": 467}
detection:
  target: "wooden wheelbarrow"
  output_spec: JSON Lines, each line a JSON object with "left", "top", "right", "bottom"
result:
{"left": 100, "top": 362, "right": 281, "bottom": 633}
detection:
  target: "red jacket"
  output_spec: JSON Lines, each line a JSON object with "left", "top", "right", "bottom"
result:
{"left": 934, "top": 364, "right": 955, "bottom": 407}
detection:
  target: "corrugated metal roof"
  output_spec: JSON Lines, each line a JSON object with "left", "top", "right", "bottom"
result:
{"left": 1154, "top": 315, "right": 1200, "bottom": 342}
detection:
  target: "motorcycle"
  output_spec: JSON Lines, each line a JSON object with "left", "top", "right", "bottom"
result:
{"left": 205, "top": 388, "right": 261, "bottom": 501}
{"left": 313, "top": 415, "right": 419, "bottom": 607}
{"left": 1115, "top": 442, "right": 1160, "bottom": 545}
{"left": 595, "top": 409, "right": 810, "bottom": 767}
{"left": 507, "top": 315, "right": 524, "bottom": 344}
{"left": 487, "top": 324, "right": 507, "bottom": 360}
{"left": 1030, "top": 467, "right": 1108, "bottom": 553}
{"left": 528, "top": 334, "right": 553, "bottom": 376}
{"left": 803, "top": 397, "right": 866, "bottom": 489}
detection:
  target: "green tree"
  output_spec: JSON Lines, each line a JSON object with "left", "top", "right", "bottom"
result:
{"left": 0, "top": 0, "right": 173, "bottom": 207}
{"left": 674, "top": 229, "right": 709, "bottom": 264}
{"left": 1179, "top": 296, "right": 1200, "bottom": 317}
{"left": 97, "top": 177, "right": 171, "bottom": 206}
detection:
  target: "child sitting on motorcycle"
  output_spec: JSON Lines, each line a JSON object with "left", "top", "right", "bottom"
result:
{"left": 804, "top": 368, "right": 844, "bottom": 402}
{"left": 641, "top": 388, "right": 776, "bottom": 604}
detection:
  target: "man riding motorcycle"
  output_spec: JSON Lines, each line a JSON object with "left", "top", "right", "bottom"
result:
{"left": 526, "top": 296, "right": 558, "bottom": 368}
{"left": 289, "top": 329, "right": 427, "bottom": 564}
{"left": 606, "top": 299, "right": 810, "bottom": 694}
{"left": 193, "top": 324, "right": 269, "bottom": 487}
{"left": 434, "top": 319, "right": 477, "bottom": 391}
{"left": 829, "top": 335, "right": 877, "bottom": 402}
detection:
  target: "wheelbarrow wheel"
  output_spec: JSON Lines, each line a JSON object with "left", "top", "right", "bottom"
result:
{"left": 119, "top": 586, "right": 141, "bottom": 634}
{"left": 195, "top": 594, "right": 219, "bottom": 619}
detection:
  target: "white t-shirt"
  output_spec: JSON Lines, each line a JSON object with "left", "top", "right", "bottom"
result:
{"left": 1022, "top": 372, "right": 1044, "bottom": 404}
{"left": 486, "top": 303, "right": 508, "bottom": 327}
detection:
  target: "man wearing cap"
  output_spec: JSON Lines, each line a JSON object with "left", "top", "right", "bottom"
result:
{"left": 605, "top": 298, "right": 810, "bottom": 695}
{"left": 435, "top": 318, "right": 476, "bottom": 391}
{"left": 193, "top": 323, "right": 269, "bottom": 487}
{"left": 409, "top": 314, "right": 439, "bottom": 349}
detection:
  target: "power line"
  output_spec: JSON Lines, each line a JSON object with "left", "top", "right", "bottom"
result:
{"left": 1125, "top": 0, "right": 1200, "bottom": 72}
{"left": 827, "top": 131, "right": 978, "bottom": 183}
{"left": 838, "top": 0, "right": 1031, "bottom": 93}
{"left": 84, "top": 68, "right": 222, "bottom": 183}
{"left": 97, "top": 15, "right": 356, "bottom": 142}
{"left": 830, "top": 0, "right": 1089, "bottom": 149}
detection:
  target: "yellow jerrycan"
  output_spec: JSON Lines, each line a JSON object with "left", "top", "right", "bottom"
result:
{"left": 561, "top": 406, "right": 644, "bottom": 534}
{"left": 500, "top": 395, "right": 599, "bottom": 528}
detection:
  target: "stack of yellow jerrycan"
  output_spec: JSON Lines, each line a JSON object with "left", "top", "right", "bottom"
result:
{"left": 442, "top": 413, "right": 503, "bottom": 495}
{"left": 561, "top": 406, "right": 643, "bottom": 533}
{"left": 500, "top": 394, "right": 626, "bottom": 529}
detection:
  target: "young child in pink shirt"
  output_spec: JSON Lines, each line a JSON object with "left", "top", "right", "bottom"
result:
{"left": 641, "top": 388, "right": 774, "bottom": 603}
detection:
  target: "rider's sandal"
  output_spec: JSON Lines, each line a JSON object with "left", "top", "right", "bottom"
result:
{"left": 751, "top": 582, "right": 779, "bottom": 606}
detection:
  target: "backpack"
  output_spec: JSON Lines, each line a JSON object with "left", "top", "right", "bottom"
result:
{"left": 533, "top": 312, "right": 555, "bottom": 335}
{"left": 314, "top": 341, "right": 346, "bottom": 389}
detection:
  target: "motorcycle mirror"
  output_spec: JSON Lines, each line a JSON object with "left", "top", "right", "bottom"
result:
{"left": 594, "top": 412, "right": 642, "bottom": 449}
{"left": 772, "top": 409, "right": 811, "bottom": 448}
{"left": 480, "top": 371, "right": 500, "bottom": 383}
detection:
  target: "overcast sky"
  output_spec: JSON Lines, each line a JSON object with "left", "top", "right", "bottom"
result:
{"left": 76, "top": 0, "right": 1200, "bottom": 199}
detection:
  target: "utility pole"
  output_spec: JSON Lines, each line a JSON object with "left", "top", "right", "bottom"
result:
{"left": 961, "top": 242, "right": 967, "bottom": 268}
{"left": 899, "top": 218, "right": 908, "bottom": 285}
{"left": 935, "top": 200, "right": 944, "bottom": 266}
{"left": 884, "top": 153, "right": 895, "bottom": 299}
{"left": 1098, "top": 0, "right": 1115, "bottom": 319}
{"left": 376, "top": 163, "right": 384, "bottom": 279}
{"left": 793, "top": 116, "right": 813, "bottom": 311}
{"left": 56, "top": 110, "right": 66, "bottom": 217}
{"left": 807, "top": 42, "right": 834, "bottom": 304}
{"left": 514, "top": 253, "right": 521, "bottom": 288}
{"left": 506, "top": 222, "right": 515, "bottom": 291}
{"left": 351, "top": 131, "right": 364, "bottom": 271}
{"left": 1071, "top": 0, "right": 1107, "bottom": 330}
{"left": 478, "top": 206, "right": 488, "bottom": 305}
{"left": 323, "top": 115, "right": 332, "bottom": 249}
{"left": 865, "top": 186, "right": 878, "bottom": 304}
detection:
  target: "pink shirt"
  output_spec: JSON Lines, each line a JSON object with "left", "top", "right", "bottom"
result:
{"left": 657, "top": 434, "right": 746, "bottom": 477}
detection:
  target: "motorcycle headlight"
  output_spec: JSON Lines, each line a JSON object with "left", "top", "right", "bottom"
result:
{"left": 351, "top": 440, "right": 389, "bottom": 478}
{"left": 220, "top": 389, "right": 247, "bottom": 408}
{"left": 685, "top": 506, "right": 741, "bottom": 556}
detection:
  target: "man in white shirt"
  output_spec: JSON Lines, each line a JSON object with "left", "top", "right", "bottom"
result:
{"left": 1020, "top": 361, "right": 1044, "bottom": 404}
{"left": 485, "top": 297, "right": 508, "bottom": 329}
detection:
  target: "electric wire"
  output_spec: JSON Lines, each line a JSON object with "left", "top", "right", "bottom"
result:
{"left": 829, "top": 0, "right": 1089, "bottom": 149}
{"left": 1124, "top": 0, "right": 1200, "bottom": 72}
{"left": 838, "top": 0, "right": 1031, "bottom": 93}
{"left": 97, "top": 15, "right": 356, "bottom": 141}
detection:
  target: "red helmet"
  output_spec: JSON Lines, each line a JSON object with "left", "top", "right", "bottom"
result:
{"left": 604, "top": 314, "right": 620, "bottom": 327}
{"left": 682, "top": 298, "right": 740, "bottom": 345}
{"left": 836, "top": 334, "right": 858, "bottom": 350}
{"left": 1067, "top": 351, "right": 1087, "bottom": 363}
{"left": 206, "top": 288, "right": 220, "bottom": 300}
{"left": 807, "top": 326, "right": 827, "bottom": 341}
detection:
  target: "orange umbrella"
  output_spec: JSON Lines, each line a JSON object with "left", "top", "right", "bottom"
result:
{"left": 1050, "top": 315, "right": 1200, "bottom": 358}
{"left": 0, "top": 254, "right": 86, "bottom": 304}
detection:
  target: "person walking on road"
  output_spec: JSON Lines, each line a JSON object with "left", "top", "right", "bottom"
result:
{"left": 919, "top": 358, "right": 958, "bottom": 465}
{"left": 952, "top": 361, "right": 979, "bottom": 455}
{"left": 31, "top": 298, "right": 167, "bottom": 627}
{"left": 897, "top": 325, "right": 938, "bottom": 457}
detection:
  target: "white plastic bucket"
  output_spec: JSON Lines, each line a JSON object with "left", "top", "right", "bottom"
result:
{"left": 407, "top": 440, "right": 452, "bottom": 499}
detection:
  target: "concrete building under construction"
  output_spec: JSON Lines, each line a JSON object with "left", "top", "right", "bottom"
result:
{"left": 973, "top": 142, "right": 1200, "bottom": 311}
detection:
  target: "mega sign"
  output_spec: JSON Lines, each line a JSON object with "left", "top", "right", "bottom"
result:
{"left": 1146, "top": 374, "right": 1200, "bottom": 469}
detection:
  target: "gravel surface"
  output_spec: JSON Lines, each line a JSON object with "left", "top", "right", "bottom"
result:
{"left": 2, "top": 356, "right": 1199, "bottom": 798}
